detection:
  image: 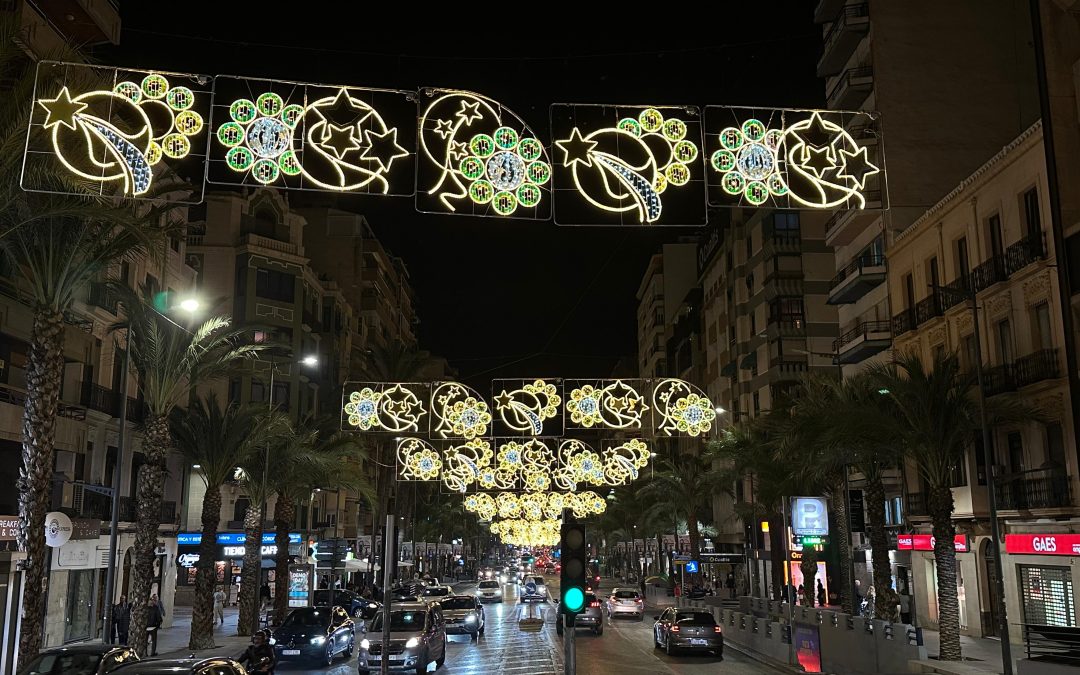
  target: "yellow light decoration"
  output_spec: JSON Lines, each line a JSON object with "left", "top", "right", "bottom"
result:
{"left": 554, "top": 107, "right": 700, "bottom": 224}
{"left": 395, "top": 437, "right": 442, "bottom": 481}
{"left": 431, "top": 382, "right": 492, "bottom": 440}
{"left": 441, "top": 439, "right": 495, "bottom": 493}
{"left": 464, "top": 491, "right": 606, "bottom": 522}
{"left": 493, "top": 379, "right": 561, "bottom": 435}
{"left": 113, "top": 75, "right": 203, "bottom": 165}
{"left": 602, "top": 439, "right": 651, "bottom": 484}
{"left": 342, "top": 383, "right": 426, "bottom": 433}
{"left": 488, "top": 519, "right": 562, "bottom": 547}
{"left": 652, "top": 378, "right": 718, "bottom": 437}
{"left": 565, "top": 380, "right": 649, "bottom": 430}
{"left": 462, "top": 492, "right": 497, "bottom": 521}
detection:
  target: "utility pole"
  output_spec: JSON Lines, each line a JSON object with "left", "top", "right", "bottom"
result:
{"left": 380, "top": 514, "right": 394, "bottom": 675}
{"left": 102, "top": 332, "right": 131, "bottom": 644}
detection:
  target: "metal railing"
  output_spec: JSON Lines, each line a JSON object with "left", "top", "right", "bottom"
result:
{"left": 903, "top": 492, "right": 928, "bottom": 516}
{"left": 827, "top": 65, "right": 874, "bottom": 104}
{"left": 821, "top": 3, "right": 870, "bottom": 55}
{"left": 891, "top": 308, "right": 916, "bottom": 337}
{"left": 0, "top": 383, "right": 86, "bottom": 420}
{"left": 80, "top": 381, "right": 117, "bottom": 416}
{"left": 982, "top": 364, "right": 1016, "bottom": 397}
{"left": 997, "top": 468, "right": 1071, "bottom": 510}
{"left": 87, "top": 282, "right": 118, "bottom": 314}
{"left": 1023, "top": 624, "right": 1080, "bottom": 667}
{"left": 1004, "top": 231, "right": 1047, "bottom": 277}
{"left": 830, "top": 254, "right": 886, "bottom": 291}
{"left": 834, "top": 319, "right": 891, "bottom": 352}
{"left": 970, "top": 256, "right": 1007, "bottom": 293}
{"left": 914, "top": 293, "right": 942, "bottom": 325}
{"left": 1014, "top": 348, "right": 1060, "bottom": 388}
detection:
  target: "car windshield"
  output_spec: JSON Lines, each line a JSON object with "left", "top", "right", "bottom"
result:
{"left": 530, "top": 577, "right": 545, "bottom": 585}
{"left": 677, "top": 612, "right": 717, "bottom": 625}
{"left": 313, "top": 591, "right": 351, "bottom": 605}
{"left": 478, "top": 581, "right": 500, "bottom": 589}
{"left": 370, "top": 610, "right": 427, "bottom": 632}
{"left": 423, "top": 587, "right": 450, "bottom": 596}
{"left": 439, "top": 597, "right": 476, "bottom": 610}
{"left": 585, "top": 594, "right": 598, "bottom": 604}
{"left": 615, "top": 591, "right": 640, "bottom": 599}
{"left": 282, "top": 609, "right": 331, "bottom": 627}
{"left": 20, "top": 652, "right": 100, "bottom": 675}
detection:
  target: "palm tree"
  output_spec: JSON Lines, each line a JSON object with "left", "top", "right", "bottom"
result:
{"left": 638, "top": 452, "right": 725, "bottom": 572}
{"left": 866, "top": 351, "right": 1032, "bottom": 661}
{"left": 0, "top": 33, "right": 180, "bottom": 657}
{"left": 171, "top": 395, "right": 286, "bottom": 649}
{"left": 111, "top": 288, "right": 264, "bottom": 656}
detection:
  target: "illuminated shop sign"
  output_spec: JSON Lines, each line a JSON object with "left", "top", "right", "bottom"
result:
{"left": 897, "top": 534, "right": 969, "bottom": 553}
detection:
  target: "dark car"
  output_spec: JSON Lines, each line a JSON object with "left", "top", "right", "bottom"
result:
{"left": 556, "top": 592, "right": 603, "bottom": 636}
{"left": 272, "top": 605, "right": 355, "bottom": 666}
{"left": 19, "top": 644, "right": 139, "bottom": 675}
{"left": 438, "top": 595, "right": 485, "bottom": 640}
{"left": 653, "top": 608, "right": 724, "bottom": 657}
{"left": 313, "top": 589, "right": 381, "bottom": 624}
{"left": 111, "top": 658, "right": 246, "bottom": 674}
{"left": 358, "top": 601, "right": 447, "bottom": 674}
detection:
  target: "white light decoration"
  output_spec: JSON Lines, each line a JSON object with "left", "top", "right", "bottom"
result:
{"left": 430, "top": 382, "right": 492, "bottom": 440}
{"left": 466, "top": 491, "right": 606, "bottom": 524}
{"left": 342, "top": 383, "right": 427, "bottom": 433}
{"left": 441, "top": 439, "right": 495, "bottom": 493}
{"left": 554, "top": 107, "right": 700, "bottom": 224}
{"left": 564, "top": 379, "right": 649, "bottom": 430}
{"left": 493, "top": 379, "right": 562, "bottom": 436}
{"left": 213, "top": 80, "right": 411, "bottom": 193}
{"left": 489, "top": 519, "right": 562, "bottom": 547}
{"left": 418, "top": 90, "right": 552, "bottom": 217}
{"left": 395, "top": 437, "right": 442, "bottom": 481}
{"left": 652, "top": 378, "right": 718, "bottom": 437}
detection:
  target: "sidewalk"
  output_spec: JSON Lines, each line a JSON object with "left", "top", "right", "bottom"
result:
{"left": 156, "top": 606, "right": 251, "bottom": 660}
{"left": 917, "top": 627, "right": 1017, "bottom": 674}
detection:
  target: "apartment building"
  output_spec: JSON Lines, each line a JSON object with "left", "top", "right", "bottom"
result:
{"left": 634, "top": 243, "right": 697, "bottom": 381}
{"left": 888, "top": 123, "right": 1078, "bottom": 642}
{"left": 815, "top": 0, "right": 1038, "bottom": 377}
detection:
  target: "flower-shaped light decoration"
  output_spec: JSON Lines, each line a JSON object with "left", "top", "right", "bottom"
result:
{"left": 217, "top": 91, "right": 302, "bottom": 184}
{"left": 497, "top": 442, "right": 525, "bottom": 471}
{"left": 602, "top": 439, "right": 652, "bottom": 485}
{"left": 440, "top": 438, "right": 494, "bottom": 493}
{"left": 570, "top": 448, "right": 606, "bottom": 486}
{"left": 344, "top": 383, "right": 425, "bottom": 433}
{"left": 489, "top": 519, "right": 562, "bottom": 547}
{"left": 496, "top": 492, "right": 522, "bottom": 519}
{"left": 431, "top": 382, "right": 492, "bottom": 439}
{"left": 544, "top": 492, "right": 567, "bottom": 519}
{"left": 523, "top": 469, "right": 551, "bottom": 492}
{"left": 711, "top": 118, "right": 785, "bottom": 206}
{"left": 493, "top": 379, "right": 562, "bottom": 435}
{"left": 565, "top": 380, "right": 649, "bottom": 430}
{"left": 113, "top": 74, "right": 203, "bottom": 166}
{"left": 520, "top": 492, "right": 547, "bottom": 521}
{"left": 461, "top": 127, "right": 552, "bottom": 216}
{"left": 566, "top": 385, "right": 603, "bottom": 427}
{"left": 652, "top": 378, "right": 718, "bottom": 437}
{"left": 462, "top": 492, "right": 496, "bottom": 521}
{"left": 407, "top": 447, "right": 441, "bottom": 481}
{"left": 395, "top": 438, "right": 442, "bottom": 481}
{"left": 344, "top": 388, "right": 382, "bottom": 430}
{"left": 447, "top": 397, "right": 492, "bottom": 438}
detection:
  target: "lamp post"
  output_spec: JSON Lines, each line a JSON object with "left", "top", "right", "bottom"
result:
{"left": 102, "top": 296, "right": 199, "bottom": 644}
{"left": 934, "top": 283, "right": 1012, "bottom": 674}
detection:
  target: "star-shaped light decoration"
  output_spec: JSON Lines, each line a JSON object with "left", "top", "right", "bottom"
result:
{"left": 315, "top": 87, "right": 373, "bottom": 127}
{"left": 448, "top": 141, "right": 468, "bottom": 162}
{"left": 801, "top": 145, "right": 837, "bottom": 179}
{"left": 456, "top": 100, "right": 483, "bottom": 126}
{"left": 38, "top": 87, "right": 88, "bottom": 130}
{"left": 319, "top": 123, "right": 361, "bottom": 159}
{"left": 361, "top": 127, "right": 408, "bottom": 172}
{"left": 792, "top": 111, "right": 834, "bottom": 149}
{"left": 556, "top": 127, "right": 597, "bottom": 168}
{"left": 434, "top": 119, "right": 454, "bottom": 139}
{"left": 495, "top": 391, "right": 514, "bottom": 410}
{"left": 837, "top": 145, "right": 880, "bottom": 190}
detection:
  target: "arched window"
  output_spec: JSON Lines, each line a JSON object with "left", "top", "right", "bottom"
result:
{"left": 233, "top": 497, "right": 250, "bottom": 524}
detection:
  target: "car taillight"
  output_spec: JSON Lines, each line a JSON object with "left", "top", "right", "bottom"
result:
{"left": 671, "top": 625, "right": 680, "bottom": 633}
{"left": 589, "top": 601, "right": 601, "bottom": 608}
{"left": 635, "top": 599, "right": 643, "bottom": 604}
{"left": 714, "top": 626, "right": 722, "bottom": 633}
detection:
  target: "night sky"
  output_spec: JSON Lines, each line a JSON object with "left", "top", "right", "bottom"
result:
{"left": 101, "top": 4, "right": 824, "bottom": 386}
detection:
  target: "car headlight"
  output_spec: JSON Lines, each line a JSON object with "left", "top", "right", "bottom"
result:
{"left": 360, "top": 639, "right": 370, "bottom": 650}
{"left": 368, "top": 603, "right": 378, "bottom": 609}
{"left": 465, "top": 614, "right": 477, "bottom": 623}
{"left": 405, "top": 637, "right": 420, "bottom": 648}
{"left": 310, "top": 636, "right": 326, "bottom": 645}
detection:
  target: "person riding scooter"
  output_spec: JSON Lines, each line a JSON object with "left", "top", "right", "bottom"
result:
{"left": 237, "top": 630, "right": 276, "bottom": 674}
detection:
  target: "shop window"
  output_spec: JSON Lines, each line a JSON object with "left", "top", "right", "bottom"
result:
{"left": 1020, "top": 565, "right": 1076, "bottom": 627}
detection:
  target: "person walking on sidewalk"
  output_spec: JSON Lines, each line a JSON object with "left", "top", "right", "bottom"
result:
{"left": 144, "top": 597, "right": 163, "bottom": 656}
{"left": 112, "top": 595, "right": 131, "bottom": 645}
{"left": 213, "top": 586, "right": 227, "bottom": 626}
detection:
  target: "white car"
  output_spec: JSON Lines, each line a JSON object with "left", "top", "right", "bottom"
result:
{"left": 422, "top": 585, "right": 454, "bottom": 605}
{"left": 477, "top": 580, "right": 502, "bottom": 602}
{"left": 519, "top": 576, "right": 547, "bottom": 602}
{"left": 607, "top": 588, "right": 644, "bottom": 619}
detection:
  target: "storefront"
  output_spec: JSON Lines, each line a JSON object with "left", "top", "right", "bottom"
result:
{"left": 906, "top": 533, "right": 977, "bottom": 635}
{"left": 173, "top": 532, "right": 301, "bottom": 606}
{"left": 1003, "top": 533, "right": 1080, "bottom": 631}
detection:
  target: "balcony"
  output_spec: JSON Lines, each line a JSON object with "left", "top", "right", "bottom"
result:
{"left": 970, "top": 256, "right": 1007, "bottom": 293}
{"left": 80, "top": 381, "right": 118, "bottom": 416}
{"left": 814, "top": 0, "right": 847, "bottom": 22}
{"left": 828, "top": 254, "right": 886, "bottom": 304}
{"left": 904, "top": 492, "right": 928, "bottom": 517}
{"left": 51, "top": 480, "right": 115, "bottom": 521}
{"left": 892, "top": 308, "right": 916, "bottom": 337}
{"left": 817, "top": 4, "right": 870, "bottom": 77}
{"left": 186, "top": 235, "right": 205, "bottom": 247}
{"left": 914, "top": 293, "right": 943, "bottom": 326}
{"left": 768, "top": 317, "right": 807, "bottom": 338}
{"left": 982, "top": 364, "right": 1016, "bottom": 397}
{"left": 834, "top": 320, "right": 891, "bottom": 364}
{"left": 237, "top": 233, "right": 298, "bottom": 256}
{"left": 1004, "top": 231, "right": 1046, "bottom": 277}
{"left": 996, "top": 468, "right": 1071, "bottom": 510}
{"left": 827, "top": 65, "right": 874, "bottom": 109}
{"left": 824, "top": 191, "right": 884, "bottom": 247}
{"left": 1014, "top": 348, "right": 1060, "bottom": 388}
{"left": 87, "top": 282, "right": 118, "bottom": 314}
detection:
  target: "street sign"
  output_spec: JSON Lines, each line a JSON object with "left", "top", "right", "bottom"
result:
{"left": 685, "top": 561, "right": 699, "bottom": 574}
{"left": 791, "top": 496, "right": 829, "bottom": 536}
{"left": 699, "top": 552, "right": 743, "bottom": 564}
{"left": 672, "top": 554, "right": 691, "bottom": 562}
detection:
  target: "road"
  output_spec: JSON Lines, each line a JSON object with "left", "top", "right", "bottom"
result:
{"left": 272, "top": 576, "right": 785, "bottom": 674}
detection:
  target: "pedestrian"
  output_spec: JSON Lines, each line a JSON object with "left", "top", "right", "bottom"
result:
{"left": 151, "top": 593, "right": 164, "bottom": 618}
{"left": 899, "top": 585, "right": 912, "bottom": 624}
{"left": 797, "top": 584, "right": 805, "bottom": 606}
{"left": 260, "top": 582, "right": 272, "bottom": 612}
{"left": 113, "top": 595, "right": 131, "bottom": 645}
{"left": 213, "top": 586, "right": 227, "bottom": 626}
{"left": 145, "top": 597, "right": 163, "bottom": 656}
{"left": 816, "top": 580, "right": 826, "bottom": 608}
{"left": 854, "top": 579, "right": 864, "bottom": 609}
{"left": 639, "top": 576, "right": 647, "bottom": 598}
{"left": 862, "top": 585, "right": 876, "bottom": 618}
{"left": 725, "top": 572, "right": 736, "bottom": 599}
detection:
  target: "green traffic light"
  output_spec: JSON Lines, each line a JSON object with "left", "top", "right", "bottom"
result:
{"left": 563, "top": 586, "right": 585, "bottom": 613}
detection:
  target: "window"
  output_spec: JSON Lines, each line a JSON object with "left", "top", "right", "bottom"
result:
{"left": 1045, "top": 423, "right": 1066, "bottom": 468}
{"left": 1007, "top": 431, "right": 1025, "bottom": 473}
{"left": 1022, "top": 188, "right": 1041, "bottom": 236}
{"left": 956, "top": 237, "right": 970, "bottom": 282}
{"left": 250, "top": 380, "right": 265, "bottom": 403}
{"left": 255, "top": 268, "right": 295, "bottom": 303}
{"left": 903, "top": 273, "right": 915, "bottom": 310}
{"left": 927, "top": 256, "right": 939, "bottom": 289}
{"left": 749, "top": 311, "right": 756, "bottom": 336}
{"left": 120, "top": 260, "right": 131, "bottom": 287}
{"left": 996, "top": 319, "right": 1014, "bottom": 363}
{"left": 773, "top": 212, "right": 801, "bottom": 238}
{"left": 770, "top": 297, "right": 804, "bottom": 327}
{"left": 752, "top": 392, "right": 760, "bottom": 415}
{"left": 144, "top": 274, "right": 159, "bottom": 297}
{"left": 1033, "top": 302, "right": 1053, "bottom": 351}
{"left": 961, "top": 334, "right": 977, "bottom": 371}
{"left": 745, "top": 233, "right": 753, "bottom": 261}
{"left": 1020, "top": 566, "right": 1076, "bottom": 627}
{"left": 987, "top": 214, "right": 1004, "bottom": 258}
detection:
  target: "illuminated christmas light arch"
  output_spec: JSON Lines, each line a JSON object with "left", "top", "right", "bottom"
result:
{"left": 652, "top": 378, "right": 717, "bottom": 437}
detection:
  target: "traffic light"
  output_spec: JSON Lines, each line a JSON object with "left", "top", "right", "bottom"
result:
{"left": 560, "top": 520, "right": 587, "bottom": 617}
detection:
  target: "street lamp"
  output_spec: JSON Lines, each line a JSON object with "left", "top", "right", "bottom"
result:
{"left": 179, "top": 297, "right": 201, "bottom": 314}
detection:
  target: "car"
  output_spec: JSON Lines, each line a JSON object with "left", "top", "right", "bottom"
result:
{"left": 439, "top": 594, "right": 486, "bottom": 640}
{"left": 518, "top": 575, "right": 547, "bottom": 602}
{"left": 421, "top": 584, "right": 453, "bottom": 604}
{"left": 313, "top": 589, "right": 381, "bottom": 624}
{"left": 272, "top": 605, "right": 355, "bottom": 666}
{"left": 18, "top": 643, "right": 139, "bottom": 674}
{"left": 110, "top": 658, "right": 246, "bottom": 674}
{"left": 607, "top": 588, "right": 645, "bottom": 619}
{"left": 358, "top": 601, "right": 447, "bottom": 675}
{"left": 653, "top": 608, "right": 724, "bottom": 657}
{"left": 555, "top": 592, "right": 604, "bottom": 636}
{"left": 477, "top": 579, "right": 503, "bottom": 602}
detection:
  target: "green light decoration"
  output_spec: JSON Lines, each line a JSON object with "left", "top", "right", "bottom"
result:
{"left": 563, "top": 586, "right": 585, "bottom": 613}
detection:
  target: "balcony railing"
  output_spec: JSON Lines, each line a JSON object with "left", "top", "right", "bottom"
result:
{"left": 996, "top": 468, "right": 1071, "bottom": 510}
{"left": 982, "top": 364, "right": 1016, "bottom": 397}
{"left": 891, "top": 308, "right": 915, "bottom": 337}
{"left": 818, "top": 3, "right": 870, "bottom": 76}
{"left": 87, "top": 282, "right": 118, "bottom": 314}
{"left": 833, "top": 319, "right": 890, "bottom": 352}
{"left": 81, "top": 381, "right": 117, "bottom": 416}
{"left": 1014, "top": 348, "right": 1060, "bottom": 388}
{"left": 904, "top": 492, "right": 928, "bottom": 517}
{"left": 914, "top": 293, "right": 942, "bottom": 325}
{"left": 1004, "top": 231, "right": 1047, "bottom": 277}
{"left": 829, "top": 254, "right": 886, "bottom": 291}
{"left": 827, "top": 65, "right": 874, "bottom": 108}
{"left": 970, "top": 256, "right": 1007, "bottom": 293}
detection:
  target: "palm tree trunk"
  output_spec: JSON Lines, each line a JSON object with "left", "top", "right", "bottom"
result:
{"left": 865, "top": 475, "right": 899, "bottom": 622}
{"left": 768, "top": 514, "right": 785, "bottom": 601}
{"left": 16, "top": 308, "right": 65, "bottom": 660}
{"left": 273, "top": 494, "right": 295, "bottom": 625}
{"left": 830, "top": 474, "right": 854, "bottom": 614}
{"left": 127, "top": 414, "right": 170, "bottom": 657}
{"left": 799, "top": 546, "right": 818, "bottom": 606}
{"left": 237, "top": 502, "right": 264, "bottom": 636}
{"left": 928, "top": 483, "right": 962, "bottom": 660}
{"left": 188, "top": 484, "right": 221, "bottom": 649}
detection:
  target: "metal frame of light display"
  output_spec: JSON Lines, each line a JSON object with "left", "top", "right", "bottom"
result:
{"left": 342, "top": 382, "right": 428, "bottom": 433}
{"left": 704, "top": 106, "right": 885, "bottom": 210}
{"left": 23, "top": 61, "right": 212, "bottom": 202}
